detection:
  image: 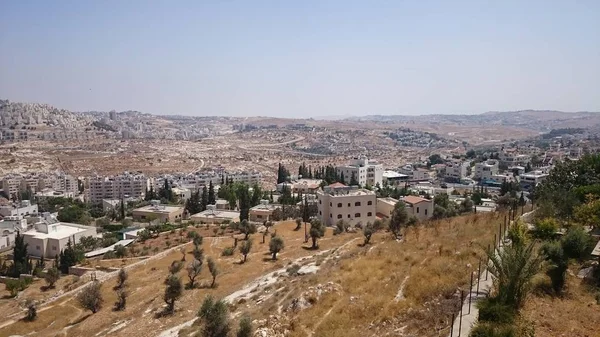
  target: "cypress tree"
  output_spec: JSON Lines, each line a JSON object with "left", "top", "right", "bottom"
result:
{"left": 201, "top": 186, "right": 208, "bottom": 211}
{"left": 208, "top": 181, "right": 216, "bottom": 205}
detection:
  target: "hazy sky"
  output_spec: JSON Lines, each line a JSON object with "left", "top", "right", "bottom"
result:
{"left": 1, "top": 1, "right": 599, "bottom": 117}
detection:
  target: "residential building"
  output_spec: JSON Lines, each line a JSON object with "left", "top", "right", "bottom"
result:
{"left": 87, "top": 172, "right": 149, "bottom": 204}
{"left": 34, "top": 189, "right": 75, "bottom": 200}
{"left": 519, "top": 171, "right": 549, "bottom": 190}
{"left": 38, "top": 173, "right": 78, "bottom": 194}
{"left": 401, "top": 196, "right": 434, "bottom": 221}
{"left": 132, "top": 202, "right": 184, "bottom": 223}
{"left": 1, "top": 175, "right": 23, "bottom": 197}
{"left": 445, "top": 161, "right": 469, "bottom": 182}
{"left": 499, "top": 149, "right": 531, "bottom": 167}
{"left": 190, "top": 205, "right": 240, "bottom": 224}
{"left": 22, "top": 213, "right": 97, "bottom": 258}
{"left": 249, "top": 200, "right": 280, "bottom": 222}
{"left": 0, "top": 216, "right": 28, "bottom": 250}
{"left": 376, "top": 197, "right": 399, "bottom": 217}
{"left": 474, "top": 160, "right": 499, "bottom": 180}
{"left": 316, "top": 184, "right": 377, "bottom": 227}
{"left": 172, "top": 187, "right": 191, "bottom": 202}
{"left": 336, "top": 157, "right": 383, "bottom": 187}
{"left": 382, "top": 171, "right": 409, "bottom": 186}
{"left": 0, "top": 200, "right": 38, "bottom": 217}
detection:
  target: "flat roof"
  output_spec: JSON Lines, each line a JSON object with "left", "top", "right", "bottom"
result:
{"left": 383, "top": 171, "right": 409, "bottom": 179}
{"left": 192, "top": 210, "right": 240, "bottom": 219}
{"left": 24, "top": 223, "right": 92, "bottom": 240}
{"left": 133, "top": 205, "right": 183, "bottom": 213}
{"left": 377, "top": 197, "right": 398, "bottom": 206}
{"left": 402, "top": 196, "right": 431, "bottom": 204}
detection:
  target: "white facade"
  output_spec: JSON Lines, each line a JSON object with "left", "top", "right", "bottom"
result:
{"left": 0, "top": 200, "right": 38, "bottom": 217}
{"left": 499, "top": 150, "right": 531, "bottom": 166}
{"left": 87, "top": 172, "right": 149, "bottom": 204}
{"left": 474, "top": 160, "right": 499, "bottom": 180}
{"left": 519, "top": 171, "right": 549, "bottom": 187}
{"left": 22, "top": 214, "right": 97, "bottom": 258}
{"left": 445, "top": 161, "right": 469, "bottom": 182}
{"left": 317, "top": 185, "right": 377, "bottom": 227}
{"left": 336, "top": 157, "right": 383, "bottom": 187}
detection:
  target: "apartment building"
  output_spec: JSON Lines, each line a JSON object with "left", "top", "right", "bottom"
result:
{"left": 317, "top": 184, "right": 377, "bottom": 227}
{"left": 445, "top": 161, "right": 470, "bottom": 182}
{"left": 499, "top": 149, "right": 531, "bottom": 166}
{"left": 38, "top": 173, "right": 78, "bottom": 193}
{"left": 158, "top": 170, "right": 262, "bottom": 191}
{"left": 1, "top": 175, "right": 22, "bottom": 197}
{"left": 402, "top": 196, "right": 434, "bottom": 221}
{"left": 474, "top": 160, "right": 499, "bottom": 180}
{"left": 398, "top": 165, "right": 431, "bottom": 181}
{"left": 382, "top": 171, "right": 409, "bottom": 186}
{"left": 87, "top": 172, "right": 149, "bottom": 204}
{"left": 336, "top": 157, "right": 383, "bottom": 187}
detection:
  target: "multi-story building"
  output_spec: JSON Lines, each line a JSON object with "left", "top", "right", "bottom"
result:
{"left": 317, "top": 183, "right": 377, "bottom": 227}
{"left": 445, "top": 161, "right": 470, "bottom": 182}
{"left": 38, "top": 173, "right": 78, "bottom": 193}
{"left": 87, "top": 172, "right": 149, "bottom": 204}
{"left": 474, "top": 160, "right": 499, "bottom": 180}
{"left": 1, "top": 175, "right": 22, "bottom": 197}
{"left": 402, "top": 196, "right": 434, "bottom": 221}
{"left": 382, "top": 171, "right": 410, "bottom": 186}
{"left": 336, "top": 157, "right": 383, "bottom": 187}
{"left": 499, "top": 149, "right": 531, "bottom": 167}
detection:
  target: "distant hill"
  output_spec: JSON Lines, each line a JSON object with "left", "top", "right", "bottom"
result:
{"left": 0, "top": 99, "right": 94, "bottom": 129}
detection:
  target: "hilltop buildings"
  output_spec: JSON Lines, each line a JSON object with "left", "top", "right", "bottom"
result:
{"left": 87, "top": 172, "right": 149, "bottom": 204}
{"left": 132, "top": 202, "right": 184, "bottom": 223}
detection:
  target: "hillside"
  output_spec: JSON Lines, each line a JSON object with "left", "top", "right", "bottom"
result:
{"left": 0, "top": 213, "right": 502, "bottom": 337}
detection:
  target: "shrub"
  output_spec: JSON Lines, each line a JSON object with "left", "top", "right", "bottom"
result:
{"left": 5, "top": 279, "right": 28, "bottom": 297}
{"left": 44, "top": 266, "right": 60, "bottom": 288}
{"left": 25, "top": 300, "right": 37, "bottom": 321}
{"left": 561, "top": 226, "right": 594, "bottom": 260}
{"left": 470, "top": 323, "right": 516, "bottom": 337}
{"left": 222, "top": 247, "right": 235, "bottom": 256}
{"left": 477, "top": 297, "right": 516, "bottom": 324}
{"left": 114, "top": 245, "right": 127, "bottom": 258}
{"left": 532, "top": 218, "right": 559, "bottom": 241}
{"left": 103, "top": 251, "right": 117, "bottom": 259}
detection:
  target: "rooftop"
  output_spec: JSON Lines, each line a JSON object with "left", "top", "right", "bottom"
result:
{"left": 192, "top": 209, "right": 240, "bottom": 219}
{"left": 402, "top": 196, "right": 431, "bottom": 205}
{"left": 328, "top": 182, "right": 346, "bottom": 188}
{"left": 377, "top": 197, "right": 399, "bottom": 206}
{"left": 382, "top": 171, "right": 409, "bottom": 179}
{"left": 133, "top": 204, "right": 183, "bottom": 213}
{"left": 24, "top": 222, "right": 93, "bottom": 240}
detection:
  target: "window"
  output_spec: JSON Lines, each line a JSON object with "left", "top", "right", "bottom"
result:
{"left": 319, "top": 200, "right": 322, "bottom": 204}
{"left": 355, "top": 202, "right": 361, "bottom": 206}
{"left": 348, "top": 203, "right": 351, "bottom": 207}
{"left": 257, "top": 215, "right": 263, "bottom": 219}
{"left": 337, "top": 214, "right": 342, "bottom": 219}
{"left": 367, "top": 200, "right": 373, "bottom": 205}
{"left": 52, "top": 246, "right": 57, "bottom": 251}
{"left": 330, "top": 213, "right": 332, "bottom": 218}
{"left": 330, "top": 202, "right": 332, "bottom": 207}
{"left": 348, "top": 214, "right": 351, "bottom": 218}
{"left": 425, "top": 209, "right": 428, "bottom": 215}
{"left": 36, "top": 245, "right": 40, "bottom": 250}
{"left": 337, "top": 203, "right": 342, "bottom": 208}
{"left": 367, "top": 212, "right": 372, "bottom": 216}
{"left": 416, "top": 207, "right": 420, "bottom": 213}
{"left": 319, "top": 211, "right": 322, "bottom": 215}
{"left": 355, "top": 213, "right": 361, "bottom": 218}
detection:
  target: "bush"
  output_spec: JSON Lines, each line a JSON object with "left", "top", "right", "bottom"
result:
{"left": 5, "top": 279, "right": 29, "bottom": 297}
{"left": 77, "top": 281, "right": 103, "bottom": 313}
{"left": 25, "top": 300, "right": 37, "bottom": 321}
{"left": 221, "top": 247, "right": 235, "bottom": 256}
{"left": 532, "top": 218, "right": 559, "bottom": 241}
{"left": 561, "top": 226, "right": 594, "bottom": 260}
{"left": 477, "top": 297, "right": 516, "bottom": 324}
{"left": 44, "top": 266, "right": 60, "bottom": 288}
{"left": 470, "top": 323, "right": 516, "bottom": 337}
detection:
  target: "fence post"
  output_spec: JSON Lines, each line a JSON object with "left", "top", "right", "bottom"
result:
{"left": 468, "top": 273, "right": 473, "bottom": 314}
{"left": 450, "top": 312, "right": 455, "bottom": 337}
{"left": 494, "top": 233, "right": 497, "bottom": 248}
{"left": 486, "top": 244, "right": 490, "bottom": 281}
{"left": 459, "top": 290, "right": 464, "bottom": 335}
{"left": 477, "top": 259, "right": 481, "bottom": 293}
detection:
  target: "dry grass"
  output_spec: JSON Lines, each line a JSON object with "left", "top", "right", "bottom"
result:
{"left": 0, "top": 220, "right": 355, "bottom": 337}
{"left": 522, "top": 270, "right": 600, "bottom": 337}
{"left": 233, "top": 212, "right": 503, "bottom": 337}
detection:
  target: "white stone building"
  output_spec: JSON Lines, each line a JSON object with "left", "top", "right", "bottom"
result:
{"left": 474, "top": 160, "right": 499, "bottom": 180}
{"left": 336, "top": 157, "right": 383, "bottom": 187}
{"left": 317, "top": 183, "right": 377, "bottom": 227}
{"left": 22, "top": 214, "right": 97, "bottom": 258}
{"left": 87, "top": 172, "right": 149, "bottom": 204}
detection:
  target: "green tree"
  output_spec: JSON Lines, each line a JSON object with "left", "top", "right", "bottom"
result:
{"left": 44, "top": 266, "right": 60, "bottom": 288}
{"left": 59, "top": 240, "right": 78, "bottom": 274}
{"left": 187, "top": 259, "right": 203, "bottom": 289}
{"left": 198, "top": 295, "right": 230, "bottom": 337}
{"left": 389, "top": 201, "right": 408, "bottom": 239}
{"left": 207, "top": 257, "right": 219, "bottom": 288}
{"left": 309, "top": 219, "right": 326, "bottom": 249}
{"left": 269, "top": 236, "right": 284, "bottom": 260}
{"left": 350, "top": 171, "right": 358, "bottom": 186}
{"left": 12, "top": 231, "right": 29, "bottom": 276}
{"left": 532, "top": 218, "right": 558, "bottom": 241}
{"left": 201, "top": 186, "right": 208, "bottom": 211}
{"left": 239, "top": 238, "right": 252, "bottom": 263}
{"left": 77, "top": 281, "right": 103, "bottom": 314}
{"left": 541, "top": 241, "right": 568, "bottom": 294}
{"left": 561, "top": 226, "right": 594, "bottom": 261}
{"left": 164, "top": 274, "right": 183, "bottom": 314}
{"left": 486, "top": 241, "right": 543, "bottom": 309}
{"left": 239, "top": 220, "right": 256, "bottom": 240}
{"left": 208, "top": 181, "right": 216, "bottom": 205}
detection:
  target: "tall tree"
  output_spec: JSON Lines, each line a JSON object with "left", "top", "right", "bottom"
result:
{"left": 309, "top": 219, "right": 326, "bottom": 249}
{"left": 350, "top": 172, "right": 358, "bottom": 186}
{"left": 269, "top": 236, "right": 284, "bottom": 260}
{"left": 12, "top": 231, "right": 29, "bottom": 276}
{"left": 208, "top": 181, "right": 216, "bottom": 205}
{"left": 238, "top": 185, "right": 250, "bottom": 221}
{"left": 389, "top": 201, "right": 408, "bottom": 239}
{"left": 198, "top": 296, "right": 230, "bottom": 337}
{"left": 201, "top": 186, "right": 208, "bottom": 211}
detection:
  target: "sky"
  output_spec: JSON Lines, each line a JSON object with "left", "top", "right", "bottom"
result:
{"left": 1, "top": 1, "right": 599, "bottom": 117}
